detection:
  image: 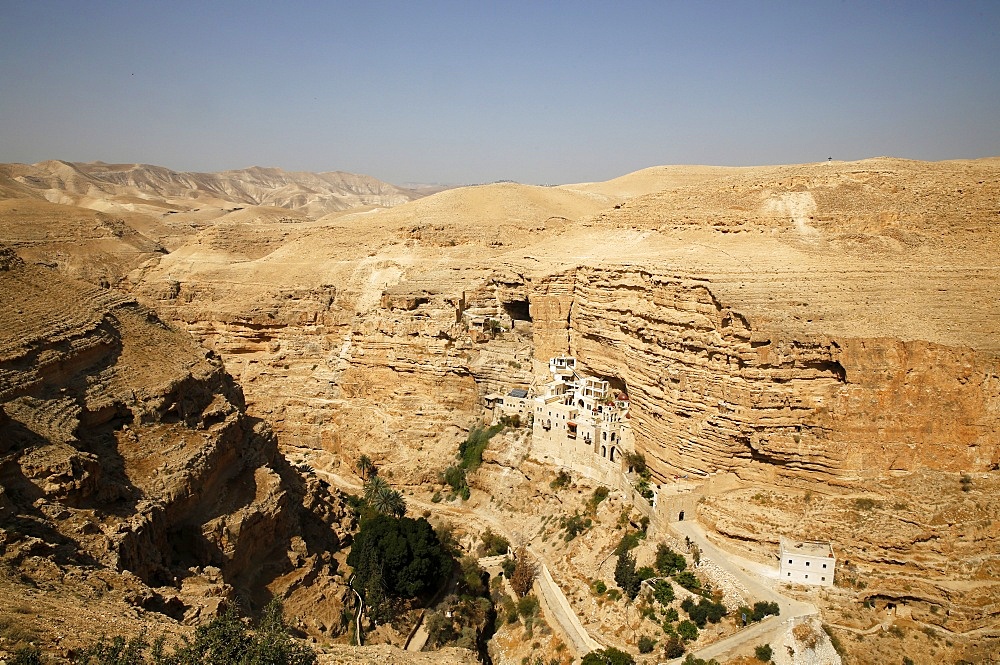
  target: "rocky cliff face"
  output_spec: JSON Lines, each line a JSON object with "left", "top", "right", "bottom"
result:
{"left": 521, "top": 264, "right": 1000, "bottom": 482}
{"left": 120, "top": 159, "right": 1000, "bottom": 490}
{"left": 0, "top": 245, "right": 354, "bottom": 642}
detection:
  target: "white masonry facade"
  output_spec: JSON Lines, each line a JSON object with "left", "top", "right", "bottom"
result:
{"left": 779, "top": 538, "right": 836, "bottom": 586}
{"left": 528, "top": 357, "right": 635, "bottom": 486}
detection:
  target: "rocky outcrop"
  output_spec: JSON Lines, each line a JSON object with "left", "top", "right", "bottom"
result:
{"left": 518, "top": 264, "right": 1000, "bottom": 482}
{"left": 0, "top": 198, "right": 167, "bottom": 287}
{"left": 696, "top": 470, "right": 1000, "bottom": 635}
{"left": 0, "top": 245, "right": 354, "bottom": 637}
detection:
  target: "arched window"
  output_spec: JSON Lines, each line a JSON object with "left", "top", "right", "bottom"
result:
{"left": 609, "top": 446, "right": 617, "bottom": 462}
{"left": 601, "top": 445, "right": 607, "bottom": 458}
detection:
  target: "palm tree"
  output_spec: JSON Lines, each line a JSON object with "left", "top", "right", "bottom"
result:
{"left": 483, "top": 318, "right": 502, "bottom": 339}
{"left": 355, "top": 454, "right": 375, "bottom": 481}
{"left": 363, "top": 476, "right": 389, "bottom": 504}
{"left": 371, "top": 487, "right": 407, "bottom": 518}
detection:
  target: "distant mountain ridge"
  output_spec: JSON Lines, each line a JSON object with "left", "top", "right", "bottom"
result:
{"left": 0, "top": 160, "right": 426, "bottom": 217}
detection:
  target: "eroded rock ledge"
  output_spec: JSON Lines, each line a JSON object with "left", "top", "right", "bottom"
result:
{"left": 0, "top": 245, "right": 354, "bottom": 639}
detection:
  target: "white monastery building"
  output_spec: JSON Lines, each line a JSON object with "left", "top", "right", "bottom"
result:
{"left": 528, "top": 357, "right": 634, "bottom": 486}
{"left": 779, "top": 538, "right": 836, "bottom": 586}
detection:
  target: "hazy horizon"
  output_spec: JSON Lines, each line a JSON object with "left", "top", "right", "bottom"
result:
{"left": 2, "top": 1, "right": 998, "bottom": 185}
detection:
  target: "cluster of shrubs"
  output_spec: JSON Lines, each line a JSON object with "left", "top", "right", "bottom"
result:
{"left": 681, "top": 596, "right": 727, "bottom": 627}
{"left": 441, "top": 424, "right": 506, "bottom": 500}
{"left": 561, "top": 511, "right": 594, "bottom": 541}
{"left": 424, "top": 556, "right": 493, "bottom": 652}
{"left": 35, "top": 601, "right": 316, "bottom": 665}
{"left": 606, "top": 539, "right": 782, "bottom": 661}
{"left": 736, "top": 600, "right": 781, "bottom": 625}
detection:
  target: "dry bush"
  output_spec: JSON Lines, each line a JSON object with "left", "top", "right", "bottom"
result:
{"left": 510, "top": 546, "right": 538, "bottom": 597}
{"left": 793, "top": 621, "right": 820, "bottom": 649}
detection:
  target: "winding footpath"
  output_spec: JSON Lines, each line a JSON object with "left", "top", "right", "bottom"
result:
{"left": 309, "top": 463, "right": 817, "bottom": 662}
{"left": 670, "top": 519, "right": 818, "bottom": 663}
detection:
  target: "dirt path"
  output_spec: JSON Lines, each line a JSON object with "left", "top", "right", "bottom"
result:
{"left": 670, "top": 519, "right": 818, "bottom": 662}
{"left": 310, "top": 466, "right": 599, "bottom": 656}
{"left": 311, "top": 463, "right": 817, "bottom": 662}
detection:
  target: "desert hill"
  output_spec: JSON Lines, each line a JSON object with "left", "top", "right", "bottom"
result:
{"left": 0, "top": 160, "right": 427, "bottom": 219}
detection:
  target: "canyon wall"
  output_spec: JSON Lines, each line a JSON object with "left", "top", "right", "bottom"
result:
{"left": 516, "top": 265, "right": 1000, "bottom": 482}
{"left": 0, "top": 245, "right": 354, "bottom": 636}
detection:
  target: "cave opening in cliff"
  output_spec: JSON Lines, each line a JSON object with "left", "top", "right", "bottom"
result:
{"left": 604, "top": 375, "right": 628, "bottom": 398}
{"left": 502, "top": 298, "right": 531, "bottom": 321}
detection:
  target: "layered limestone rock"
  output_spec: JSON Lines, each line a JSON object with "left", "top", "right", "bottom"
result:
{"left": 521, "top": 264, "right": 1000, "bottom": 482}
{"left": 696, "top": 470, "right": 1000, "bottom": 635}
{"left": 0, "top": 245, "right": 354, "bottom": 640}
{"left": 0, "top": 198, "right": 167, "bottom": 287}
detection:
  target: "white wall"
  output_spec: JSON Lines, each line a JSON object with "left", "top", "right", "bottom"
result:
{"left": 779, "top": 552, "right": 834, "bottom": 586}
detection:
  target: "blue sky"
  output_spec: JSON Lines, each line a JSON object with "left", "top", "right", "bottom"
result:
{"left": 2, "top": 1, "right": 998, "bottom": 184}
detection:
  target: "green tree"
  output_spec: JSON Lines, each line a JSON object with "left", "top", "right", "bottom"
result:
{"left": 363, "top": 476, "right": 389, "bottom": 504}
{"left": 674, "top": 570, "right": 701, "bottom": 592}
{"left": 681, "top": 655, "right": 721, "bottom": 665}
{"left": 677, "top": 619, "right": 699, "bottom": 641}
{"left": 443, "top": 465, "right": 470, "bottom": 499}
{"left": 623, "top": 451, "right": 648, "bottom": 477}
{"left": 684, "top": 597, "right": 725, "bottom": 628}
{"left": 663, "top": 634, "right": 685, "bottom": 658}
{"left": 751, "top": 601, "right": 780, "bottom": 622}
{"left": 614, "top": 550, "right": 641, "bottom": 600}
{"left": 458, "top": 424, "right": 503, "bottom": 470}
{"left": 242, "top": 600, "right": 318, "bottom": 665}
{"left": 355, "top": 454, "right": 375, "bottom": 480}
{"left": 614, "top": 531, "right": 642, "bottom": 555}
{"left": 755, "top": 643, "right": 774, "bottom": 662}
{"left": 483, "top": 318, "right": 502, "bottom": 338}
{"left": 347, "top": 514, "right": 452, "bottom": 611}
{"left": 478, "top": 529, "right": 510, "bottom": 557}
{"left": 370, "top": 486, "right": 407, "bottom": 518}
{"left": 580, "top": 647, "right": 636, "bottom": 665}
{"left": 652, "top": 578, "right": 675, "bottom": 605}
{"left": 655, "top": 543, "right": 686, "bottom": 575}
{"left": 586, "top": 486, "right": 610, "bottom": 515}
{"left": 500, "top": 556, "right": 516, "bottom": 579}
{"left": 638, "top": 635, "right": 656, "bottom": 654}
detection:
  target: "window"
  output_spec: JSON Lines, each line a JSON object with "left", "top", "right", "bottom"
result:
{"left": 805, "top": 562, "right": 810, "bottom": 567}
{"left": 822, "top": 563, "right": 827, "bottom": 568}
{"left": 787, "top": 572, "right": 791, "bottom": 577}
{"left": 821, "top": 577, "right": 826, "bottom": 581}
{"left": 805, "top": 574, "right": 808, "bottom": 579}
{"left": 788, "top": 559, "right": 793, "bottom": 564}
